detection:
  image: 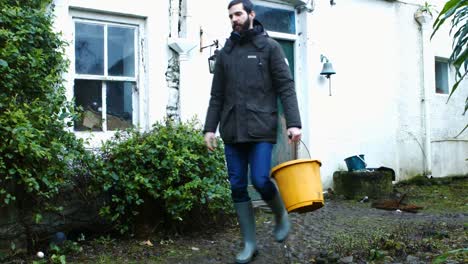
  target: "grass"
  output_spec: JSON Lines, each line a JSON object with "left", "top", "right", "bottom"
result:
{"left": 327, "top": 220, "right": 467, "bottom": 262}
{"left": 317, "top": 175, "right": 468, "bottom": 263}
{"left": 8, "top": 175, "right": 468, "bottom": 264}
{"left": 394, "top": 175, "right": 468, "bottom": 213}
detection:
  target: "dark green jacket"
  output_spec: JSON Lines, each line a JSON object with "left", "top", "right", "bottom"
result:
{"left": 203, "top": 23, "right": 301, "bottom": 144}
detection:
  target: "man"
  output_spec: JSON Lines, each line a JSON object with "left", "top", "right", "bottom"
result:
{"left": 203, "top": 0, "right": 302, "bottom": 263}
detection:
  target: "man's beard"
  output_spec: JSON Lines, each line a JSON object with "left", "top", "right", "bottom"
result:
{"left": 232, "top": 17, "right": 251, "bottom": 33}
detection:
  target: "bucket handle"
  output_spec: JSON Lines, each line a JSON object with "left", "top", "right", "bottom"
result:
{"left": 288, "top": 134, "right": 311, "bottom": 159}
{"left": 356, "top": 155, "right": 367, "bottom": 167}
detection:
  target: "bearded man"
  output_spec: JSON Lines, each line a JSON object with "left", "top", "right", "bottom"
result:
{"left": 203, "top": 0, "right": 302, "bottom": 263}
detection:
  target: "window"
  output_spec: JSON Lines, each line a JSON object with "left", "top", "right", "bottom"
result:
{"left": 73, "top": 18, "right": 139, "bottom": 131}
{"left": 253, "top": 5, "right": 295, "bottom": 34}
{"left": 435, "top": 59, "right": 449, "bottom": 94}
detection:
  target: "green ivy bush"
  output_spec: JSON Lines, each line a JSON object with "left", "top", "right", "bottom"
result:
{"left": 93, "top": 119, "right": 233, "bottom": 234}
{"left": 0, "top": 0, "right": 232, "bottom": 240}
{"left": 0, "top": 0, "right": 93, "bottom": 213}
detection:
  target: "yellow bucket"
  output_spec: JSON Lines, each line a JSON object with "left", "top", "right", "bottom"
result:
{"left": 271, "top": 159, "right": 324, "bottom": 213}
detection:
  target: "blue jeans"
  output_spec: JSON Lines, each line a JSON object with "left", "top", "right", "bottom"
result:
{"left": 224, "top": 142, "right": 277, "bottom": 203}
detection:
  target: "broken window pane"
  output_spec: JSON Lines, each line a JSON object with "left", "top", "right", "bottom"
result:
{"left": 108, "top": 26, "right": 135, "bottom": 77}
{"left": 75, "top": 22, "right": 104, "bottom": 75}
{"left": 74, "top": 79, "right": 102, "bottom": 131}
{"left": 107, "top": 81, "right": 133, "bottom": 130}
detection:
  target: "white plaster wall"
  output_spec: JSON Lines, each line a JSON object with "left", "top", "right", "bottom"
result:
{"left": 395, "top": 1, "right": 427, "bottom": 179}
{"left": 415, "top": 0, "right": 467, "bottom": 178}
{"left": 180, "top": 0, "right": 467, "bottom": 186}
{"left": 179, "top": 0, "right": 309, "bottom": 125}
{"left": 393, "top": 0, "right": 467, "bottom": 179}
{"left": 52, "top": 0, "right": 170, "bottom": 145}
{"left": 307, "top": 0, "right": 401, "bottom": 187}
{"left": 183, "top": 0, "right": 404, "bottom": 188}
{"left": 51, "top": 0, "right": 466, "bottom": 183}
{"left": 432, "top": 140, "right": 468, "bottom": 177}
{"left": 430, "top": 18, "right": 468, "bottom": 177}
{"left": 307, "top": 0, "right": 467, "bottom": 185}
{"left": 178, "top": 0, "right": 232, "bottom": 123}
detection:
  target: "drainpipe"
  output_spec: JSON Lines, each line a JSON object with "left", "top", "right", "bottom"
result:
{"left": 169, "top": 0, "right": 180, "bottom": 38}
{"left": 414, "top": 10, "right": 434, "bottom": 177}
{"left": 167, "top": 0, "right": 197, "bottom": 120}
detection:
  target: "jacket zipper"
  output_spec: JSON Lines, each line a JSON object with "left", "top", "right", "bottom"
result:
{"left": 257, "top": 57, "right": 265, "bottom": 93}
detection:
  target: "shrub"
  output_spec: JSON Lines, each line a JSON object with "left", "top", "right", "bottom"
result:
{"left": 93, "top": 119, "right": 232, "bottom": 234}
{"left": 0, "top": 0, "right": 93, "bottom": 213}
{"left": 0, "top": 0, "right": 232, "bottom": 239}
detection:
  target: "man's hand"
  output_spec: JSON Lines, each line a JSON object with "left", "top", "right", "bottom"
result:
{"left": 287, "top": 127, "right": 301, "bottom": 144}
{"left": 204, "top": 132, "right": 217, "bottom": 151}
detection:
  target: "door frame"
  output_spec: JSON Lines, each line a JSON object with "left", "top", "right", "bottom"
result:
{"left": 247, "top": 0, "right": 303, "bottom": 200}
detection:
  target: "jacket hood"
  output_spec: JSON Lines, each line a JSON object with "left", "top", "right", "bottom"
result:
{"left": 224, "top": 19, "right": 268, "bottom": 53}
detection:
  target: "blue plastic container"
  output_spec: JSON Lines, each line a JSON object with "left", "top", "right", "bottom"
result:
{"left": 344, "top": 154, "right": 367, "bottom": 171}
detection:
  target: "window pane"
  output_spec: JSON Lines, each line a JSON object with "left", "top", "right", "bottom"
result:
{"left": 435, "top": 61, "right": 449, "bottom": 94}
{"left": 253, "top": 6, "right": 295, "bottom": 34}
{"left": 107, "top": 81, "right": 133, "bottom": 130}
{"left": 74, "top": 80, "right": 102, "bottom": 131}
{"left": 75, "top": 22, "right": 104, "bottom": 75}
{"left": 108, "top": 26, "right": 135, "bottom": 77}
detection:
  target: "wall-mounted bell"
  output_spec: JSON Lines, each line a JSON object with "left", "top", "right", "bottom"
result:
{"left": 320, "top": 59, "right": 336, "bottom": 78}
{"left": 320, "top": 55, "right": 336, "bottom": 96}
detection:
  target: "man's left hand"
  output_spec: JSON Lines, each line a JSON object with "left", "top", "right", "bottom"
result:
{"left": 287, "top": 127, "right": 302, "bottom": 143}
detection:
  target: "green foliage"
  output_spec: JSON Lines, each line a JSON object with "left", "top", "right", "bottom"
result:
{"left": 49, "top": 241, "right": 83, "bottom": 264}
{"left": 394, "top": 174, "right": 429, "bottom": 186}
{"left": 433, "top": 248, "right": 468, "bottom": 264}
{"left": 329, "top": 221, "right": 463, "bottom": 262}
{"left": 431, "top": 0, "right": 468, "bottom": 135}
{"left": 394, "top": 175, "right": 468, "bottom": 213}
{"left": 0, "top": 0, "right": 93, "bottom": 209}
{"left": 92, "top": 119, "right": 232, "bottom": 234}
{"left": 31, "top": 241, "right": 83, "bottom": 264}
{"left": 0, "top": 0, "right": 231, "bottom": 237}
{"left": 395, "top": 174, "right": 467, "bottom": 186}
{"left": 419, "top": 1, "right": 438, "bottom": 17}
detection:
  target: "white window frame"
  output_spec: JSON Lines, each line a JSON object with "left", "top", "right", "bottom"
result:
{"left": 252, "top": 0, "right": 301, "bottom": 158}
{"left": 252, "top": 0, "right": 298, "bottom": 41}
{"left": 251, "top": 0, "right": 298, "bottom": 82}
{"left": 70, "top": 10, "right": 145, "bottom": 133}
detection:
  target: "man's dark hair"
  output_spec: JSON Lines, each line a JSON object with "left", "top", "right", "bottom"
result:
{"left": 228, "top": 0, "right": 254, "bottom": 14}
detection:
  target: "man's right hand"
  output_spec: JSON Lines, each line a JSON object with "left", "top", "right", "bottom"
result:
{"left": 204, "top": 132, "right": 217, "bottom": 151}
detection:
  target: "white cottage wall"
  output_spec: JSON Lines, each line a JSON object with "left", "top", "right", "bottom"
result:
{"left": 428, "top": 2, "right": 468, "bottom": 178}
{"left": 410, "top": 0, "right": 467, "bottom": 178}
{"left": 52, "top": 0, "right": 466, "bottom": 185}
{"left": 307, "top": 0, "right": 466, "bottom": 186}
{"left": 396, "top": 2, "right": 430, "bottom": 179}
{"left": 178, "top": 0, "right": 232, "bottom": 123}
{"left": 308, "top": 0, "right": 401, "bottom": 187}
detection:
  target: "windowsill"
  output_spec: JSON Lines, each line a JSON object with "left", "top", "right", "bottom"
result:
{"left": 74, "top": 130, "right": 125, "bottom": 147}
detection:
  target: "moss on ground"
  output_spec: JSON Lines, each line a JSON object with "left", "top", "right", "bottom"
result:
{"left": 318, "top": 175, "right": 468, "bottom": 263}
{"left": 394, "top": 175, "right": 468, "bottom": 213}
{"left": 8, "top": 176, "right": 468, "bottom": 264}
{"left": 324, "top": 218, "right": 467, "bottom": 263}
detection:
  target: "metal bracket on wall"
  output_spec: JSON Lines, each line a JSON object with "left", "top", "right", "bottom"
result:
{"left": 295, "top": 0, "right": 315, "bottom": 13}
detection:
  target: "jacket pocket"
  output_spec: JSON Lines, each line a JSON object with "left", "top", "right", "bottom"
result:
{"left": 219, "top": 105, "right": 235, "bottom": 141}
{"left": 246, "top": 105, "right": 277, "bottom": 138}
{"left": 243, "top": 52, "right": 265, "bottom": 92}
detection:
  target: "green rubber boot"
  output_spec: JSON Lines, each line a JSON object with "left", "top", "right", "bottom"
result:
{"left": 234, "top": 201, "right": 258, "bottom": 263}
{"left": 266, "top": 193, "right": 290, "bottom": 242}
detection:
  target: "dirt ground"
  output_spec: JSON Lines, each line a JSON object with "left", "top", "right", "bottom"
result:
{"left": 8, "top": 176, "right": 468, "bottom": 264}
